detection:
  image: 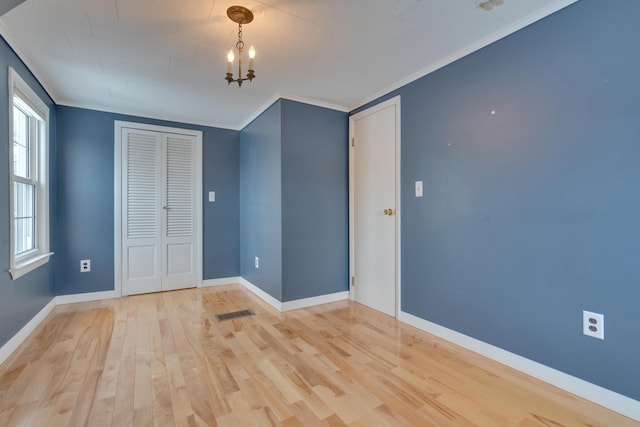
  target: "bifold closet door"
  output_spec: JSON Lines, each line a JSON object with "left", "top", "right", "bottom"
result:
{"left": 161, "top": 133, "right": 197, "bottom": 291}
{"left": 121, "top": 128, "right": 197, "bottom": 296}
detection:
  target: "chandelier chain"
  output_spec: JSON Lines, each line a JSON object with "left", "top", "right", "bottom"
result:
{"left": 236, "top": 24, "right": 244, "bottom": 50}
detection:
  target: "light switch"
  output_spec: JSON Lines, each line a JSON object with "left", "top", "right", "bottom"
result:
{"left": 209, "top": 191, "right": 215, "bottom": 202}
{"left": 415, "top": 181, "right": 423, "bottom": 197}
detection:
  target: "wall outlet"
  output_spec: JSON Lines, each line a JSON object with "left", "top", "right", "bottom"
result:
{"left": 80, "top": 259, "right": 91, "bottom": 273}
{"left": 254, "top": 256, "right": 259, "bottom": 269}
{"left": 583, "top": 310, "right": 604, "bottom": 340}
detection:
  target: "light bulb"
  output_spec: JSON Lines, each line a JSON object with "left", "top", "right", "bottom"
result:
{"left": 248, "top": 46, "right": 255, "bottom": 70}
{"left": 227, "top": 50, "right": 234, "bottom": 74}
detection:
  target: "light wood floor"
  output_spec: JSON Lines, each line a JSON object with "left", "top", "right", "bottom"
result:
{"left": 0, "top": 285, "right": 636, "bottom": 426}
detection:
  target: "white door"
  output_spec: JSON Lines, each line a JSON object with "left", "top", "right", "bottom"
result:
{"left": 350, "top": 97, "right": 400, "bottom": 317}
{"left": 122, "top": 128, "right": 162, "bottom": 295}
{"left": 161, "top": 133, "right": 198, "bottom": 291}
{"left": 120, "top": 125, "right": 201, "bottom": 296}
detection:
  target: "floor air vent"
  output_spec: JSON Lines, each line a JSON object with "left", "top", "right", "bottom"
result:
{"left": 214, "top": 309, "right": 256, "bottom": 322}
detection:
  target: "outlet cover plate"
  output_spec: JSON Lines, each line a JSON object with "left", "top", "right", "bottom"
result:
{"left": 583, "top": 310, "right": 604, "bottom": 340}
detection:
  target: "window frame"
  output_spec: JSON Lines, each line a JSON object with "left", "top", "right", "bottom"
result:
{"left": 8, "top": 67, "right": 52, "bottom": 280}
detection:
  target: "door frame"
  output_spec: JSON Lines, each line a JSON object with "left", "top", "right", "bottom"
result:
{"left": 349, "top": 96, "right": 401, "bottom": 317}
{"left": 114, "top": 120, "right": 203, "bottom": 297}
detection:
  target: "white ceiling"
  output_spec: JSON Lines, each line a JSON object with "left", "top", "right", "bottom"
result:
{"left": 0, "top": 0, "right": 578, "bottom": 130}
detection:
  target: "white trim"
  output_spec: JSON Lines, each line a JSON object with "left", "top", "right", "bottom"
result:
{"left": 58, "top": 101, "right": 238, "bottom": 131}
{"left": 238, "top": 94, "right": 281, "bottom": 130}
{"left": 348, "top": 96, "right": 402, "bottom": 317}
{"left": 114, "top": 124, "right": 123, "bottom": 297}
{"left": 237, "top": 278, "right": 347, "bottom": 313}
{"left": 399, "top": 311, "right": 640, "bottom": 422}
{"left": 193, "top": 132, "right": 204, "bottom": 290}
{"left": 63, "top": 94, "right": 350, "bottom": 132}
{"left": 0, "top": 22, "right": 58, "bottom": 102}
{"left": 115, "top": 121, "right": 203, "bottom": 138}
{"left": 202, "top": 277, "right": 242, "bottom": 287}
{"left": 279, "top": 94, "right": 349, "bottom": 113}
{"left": 0, "top": 297, "right": 56, "bottom": 365}
{"left": 395, "top": 99, "right": 402, "bottom": 317}
{"left": 281, "top": 291, "right": 349, "bottom": 312}
{"left": 0, "top": 290, "right": 115, "bottom": 366}
{"left": 8, "top": 67, "right": 52, "bottom": 280}
{"left": 348, "top": 119, "right": 355, "bottom": 302}
{"left": 114, "top": 121, "right": 203, "bottom": 297}
{"left": 349, "top": 0, "right": 580, "bottom": 112}
{"left": 9, "top": 251, "right": 53, "bottom": 280}
{"left": 239, "top": 278, "right": 282, "bottom": 311}
{"left": 238, "top": 93, "right": 350, "bottom": 131}
{"left": 0, "top": 0, "right": 26, "bottom": 16}
{"left": 55, "top": 290, "right": 117, "bottom": 305}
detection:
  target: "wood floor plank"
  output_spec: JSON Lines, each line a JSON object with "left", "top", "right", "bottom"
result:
{"left": 111, "top": 299, "right": 137, "bottom": 427}
{"left": 0, "top": 284, "right": 637, "bottom": 427}
{"left": 46, "top": 390, "right": 78, "bottom": 426}
{"left": 24, "top": 404, "right": 54, "bottom": 426}
{"left": 86, "top": 396, "right": 115, "bottom": 427}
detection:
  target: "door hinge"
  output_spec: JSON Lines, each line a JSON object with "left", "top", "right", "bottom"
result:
{"left": 351, "top": 137, "right": 355, "bottom": 147}
{"left": 351, "top": 276, "right": 356, "bottom": 287}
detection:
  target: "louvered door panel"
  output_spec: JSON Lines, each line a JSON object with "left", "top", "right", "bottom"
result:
{"left": 165, "top": 136, "right": 193, "bottom": 237}
{"left": 127, "top": 134, "right": 159, "bottom": 239}
{"left": 122, "top": 128, "right": 162, "bottom": 295}
{"left": 161, "top": 133, "right": 197, "bottom": 291}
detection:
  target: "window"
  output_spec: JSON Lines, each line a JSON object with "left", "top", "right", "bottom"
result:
{"left": 8, "top": 68, "right": 52, "bottom": 279}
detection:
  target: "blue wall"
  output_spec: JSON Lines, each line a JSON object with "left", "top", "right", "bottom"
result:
{"left": 240, "top": 101, "right": 282, "bottom": 301}
{"left": 239, "top": 101, "right": 283, "bottom": 300}
{"left": 56, "top": 106, "right": 240, "bottom": 295}
{"left": 281, "top": 100, "right": 348, "bottom": 301}
{"left": 203, "top": 126, "right": 240, "bottom": 280}
{"left": 239, "top": 100, "right": 349, "bottom": 303}
{"left": 0, "top": 37, "right": 56, "bottom": 347}
{"left": 354, "top": 0, "right": 640, "bottom": 401}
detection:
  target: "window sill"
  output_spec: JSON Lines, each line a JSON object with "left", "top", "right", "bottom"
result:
{"left": 9, "top": 252, "right": 54, "bottom": 280}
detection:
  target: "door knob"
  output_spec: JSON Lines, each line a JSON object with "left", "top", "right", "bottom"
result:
{"left": 384, "top": 208, "right": 394, "bottom": 216}
{"left": 163, "top": 206, "right": 169, "bottom": 210}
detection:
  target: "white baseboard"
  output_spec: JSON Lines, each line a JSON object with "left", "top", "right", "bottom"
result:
{"left": 202, "top": 277, "right": 242, "bottom": 287}
{"left": 56, "top": 290, "right": 117, "bottom": 305}
{"left": 0, "top": 297, "right": 57, "bottom": 365}
{"left": 399, "top": 311, "right": 640, "bottom": 422}
{"left": 238, "top": 278, "right": 348, "bottom": 312}
{"left": 239, "top": 278, "right": 283, "bottom": 311}
{"left": 281, "top": 291, "right": 349, "bottom": 312}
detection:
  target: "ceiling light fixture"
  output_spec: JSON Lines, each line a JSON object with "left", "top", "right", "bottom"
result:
{"left": 225, "top": 6, "right": 256, "bottom": 87}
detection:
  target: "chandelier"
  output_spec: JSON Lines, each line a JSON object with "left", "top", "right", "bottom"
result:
{"left": 225, "top": 6, "right": 256, "bottom": 87}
